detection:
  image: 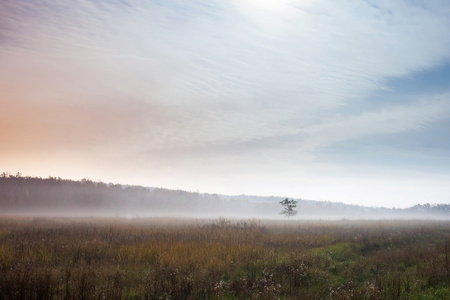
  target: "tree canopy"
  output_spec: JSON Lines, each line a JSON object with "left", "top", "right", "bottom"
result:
{"left": 280, "top": 198, "right": 298, "bottom": 219}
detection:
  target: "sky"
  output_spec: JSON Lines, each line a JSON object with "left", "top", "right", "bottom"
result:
{"left": 1, "top": 0, "right": 450, "bottom": 208}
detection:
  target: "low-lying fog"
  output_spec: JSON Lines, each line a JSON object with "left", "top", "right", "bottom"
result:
{"left": 1, "top": 175, "right": 448, "bottom": 220}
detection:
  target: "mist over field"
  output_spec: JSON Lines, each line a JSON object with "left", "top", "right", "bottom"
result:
{"left": 2, "top": 1, "right": 450, "bottom": 298}
{"left": 1, "top": 174, "right": 448, "bottom": 220}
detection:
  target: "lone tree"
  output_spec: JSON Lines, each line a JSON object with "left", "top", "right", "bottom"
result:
{"left": 280, "top": 198, "right": 298, "bottom": 220}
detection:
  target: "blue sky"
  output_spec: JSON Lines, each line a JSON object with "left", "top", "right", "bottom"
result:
{"left": 1, "top": 0, "right": 450, "bottom": 208}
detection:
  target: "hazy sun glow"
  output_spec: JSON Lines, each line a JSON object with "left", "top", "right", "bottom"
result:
{"left": 245, "top": 0, "right": 315, "bottom": 13}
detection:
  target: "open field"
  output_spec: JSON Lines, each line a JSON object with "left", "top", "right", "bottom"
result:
{"left": 0, "top": 217, "right": 449, "bottom": 299}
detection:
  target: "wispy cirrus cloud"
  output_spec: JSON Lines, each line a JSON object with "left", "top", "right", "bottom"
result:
{"left": 1, "top": 0, "right": 450, "bottom": 206}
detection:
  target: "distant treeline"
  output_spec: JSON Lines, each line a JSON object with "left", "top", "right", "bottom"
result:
{"left": 0, "top": 172, "right": 449, "bottom": 219}
{"left": 0, "top": 173, "right": 277, "bottom": 217}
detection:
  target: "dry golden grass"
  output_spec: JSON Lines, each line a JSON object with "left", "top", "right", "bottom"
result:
{"left": 0, "top": 217, "right": 449, "bottom": 299}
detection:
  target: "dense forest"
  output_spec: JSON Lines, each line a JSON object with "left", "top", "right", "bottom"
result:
{"left": 0, "top": 173, "right": 276, "bottom": 218}
{"left": 0, "top": 173, "right": 449, "bottom": 219}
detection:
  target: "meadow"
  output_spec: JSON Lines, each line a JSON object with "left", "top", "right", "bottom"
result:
{"left": 0, "top": 217, "right": 449, "bottom": 299}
